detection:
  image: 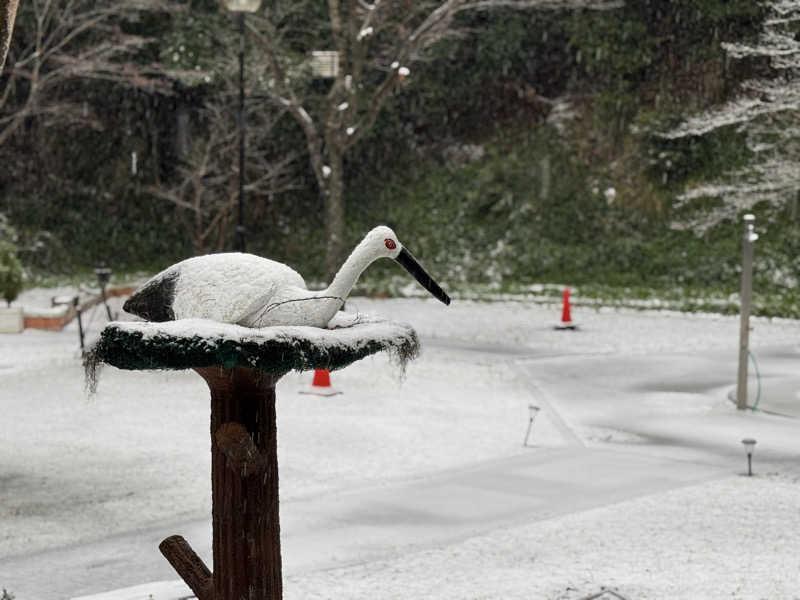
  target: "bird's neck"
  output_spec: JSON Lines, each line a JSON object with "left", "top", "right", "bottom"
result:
{"left": 321, "top": 238, "right": 376, "bottom": 305}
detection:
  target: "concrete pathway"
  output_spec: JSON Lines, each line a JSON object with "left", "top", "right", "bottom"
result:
{"left": 0, "top": 446, "right": 727, "bottom": 600}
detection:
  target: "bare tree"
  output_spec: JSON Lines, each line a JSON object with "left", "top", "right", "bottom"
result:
{"left": 146, "top": 93, "right": 300, "bottom": 255}
{"left": 0, "top": 0, "right": 19, "bottom": 70}
{"left": 3, "top": 0, "right": 300, "bottom": 257}
{"left": 661, "top": 0, "right": 800, "bottom": 231}
{"left": 253, "top": 0, "right": 621, "bottom": 279}
{"left": 0, "top": 0, "right": 175, "bottom": 148}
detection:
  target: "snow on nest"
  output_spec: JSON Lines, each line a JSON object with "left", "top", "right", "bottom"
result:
{"left": 121, "top": 312, "right": 413, "bottom": 347}
{"left": 84, "top": 311, "right": 419, "bottom": 392}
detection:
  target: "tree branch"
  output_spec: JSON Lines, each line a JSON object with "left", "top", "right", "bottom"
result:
{"left": 215, "top": 422, "right": 268, "bottom": 477}
{"left": 248, "top": 23, "right": 328, "bottom": 188}
{"left": 0, "top": 0, "right": 20, "bottom": 71}
{"left": 159, "top": 535, "right": 214, "bottom": 600}
{"left": 328, "top": 0, "right": 348, "bottom": 59}
{"left": 458, "top": 0, "right": 623, "bottom": 10}
{"left": 347, "top": 70, "right": 399, "bottom": 148}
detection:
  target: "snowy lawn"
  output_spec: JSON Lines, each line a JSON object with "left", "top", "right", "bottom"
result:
{"left": 286, "top": 472, "right": 800, "bottom": 600}
{"left": 346, "top": 296, "right": 800, "bottom": 355}
{"left": 4, "top": 291, "right": 800, "bottom": 599}
{"left": 0, "top": 294, "right": 560, "bottom": 559}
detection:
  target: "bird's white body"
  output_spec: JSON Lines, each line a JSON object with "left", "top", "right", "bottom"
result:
{"left": 126, "top": 226, "right": 427, "bottom": 328}
{"left": 166, "top": 252, "right": 313, "bottom": 327}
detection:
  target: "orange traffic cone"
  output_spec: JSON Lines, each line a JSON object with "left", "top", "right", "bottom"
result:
{"left": 299, "top": 369, "right": 342, "bottom": 396}
{"left": 554, "top": 287, "right": 577, "bottom": 330}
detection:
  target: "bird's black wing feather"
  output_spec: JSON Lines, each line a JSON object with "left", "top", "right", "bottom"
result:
{"left": 122, "top": 270, "right": 179, "bottom": 322}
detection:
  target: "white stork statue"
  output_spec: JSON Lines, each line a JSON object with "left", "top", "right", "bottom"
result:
{"left": 123, "top": 226, "right": 450, "bottom": 328}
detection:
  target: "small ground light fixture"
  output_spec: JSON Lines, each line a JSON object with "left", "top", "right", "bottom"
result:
{"left": 523, "top": 404, "right": 540, "bottom": 447}
{"left": 742, "top": 438, "right": 757, "bottom": 476}
{"left": 94, "top": 264, "right": 112, "bottom": 287}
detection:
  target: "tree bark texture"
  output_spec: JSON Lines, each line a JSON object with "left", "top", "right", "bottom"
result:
{"left": 195, "top": 366, "right": 283, "bottom": 600}
{"left": 0, "top": 0, "right": 19, "bottom": 71}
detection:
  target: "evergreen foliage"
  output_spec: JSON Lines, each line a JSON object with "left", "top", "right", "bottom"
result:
{"left": 3, "top": 0, "right": 793, "bottom": 313}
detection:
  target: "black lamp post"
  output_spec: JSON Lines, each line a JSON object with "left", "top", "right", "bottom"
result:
{"left": 223, "top": 0, "right": 262, "bottom": 252}
{"left": 94, "top": 264, "right": 113, "bottom": 321}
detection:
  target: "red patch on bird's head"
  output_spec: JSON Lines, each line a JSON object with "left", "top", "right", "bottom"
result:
{"left": 384, "top": 239, "right": 397, "bottom": 250}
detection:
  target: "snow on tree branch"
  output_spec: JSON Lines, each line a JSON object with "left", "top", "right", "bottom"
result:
{"left": 660, "top": 94, "right": 800, "bottom": 139}
{"left": 458, "top": 0, "right": 622, "bottom": 10}
{"left": 673, "top": 163, "right": 798, "bottom": 232}
{"left": 664, "top": 1, "right": 800, "bottom": 140}
{"left": 662, "top": 0, "right": 800, "bottom": 231}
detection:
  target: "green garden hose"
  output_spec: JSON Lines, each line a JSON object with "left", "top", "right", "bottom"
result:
{"left": 748, "top": 349, "right": 761, "bottom": 412}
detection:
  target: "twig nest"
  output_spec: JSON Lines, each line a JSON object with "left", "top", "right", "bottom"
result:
{"left": 84, "top": 314, "right": 419, "bottom": 393}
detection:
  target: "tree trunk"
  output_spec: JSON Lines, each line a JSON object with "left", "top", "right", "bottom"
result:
{"left": 0, "top": 0, "right": 19, "bottom": 71}
{"left": 323, "top": 150, "right": 346, "bottom": 282}
{"left": 195, "top": 366, "right": 284, "bottom": 600}
{"left": 176, "top": 103, "right": 191, "bottom": 161}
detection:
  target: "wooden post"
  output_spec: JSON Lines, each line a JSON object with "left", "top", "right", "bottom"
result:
{"left": 89, "top": 317, "right": 419, "bottom": 600}
{"left": 161, "top": 366, "right": 284, "bottom": 600}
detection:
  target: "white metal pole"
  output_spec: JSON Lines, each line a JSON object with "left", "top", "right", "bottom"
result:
{"left": 736, "top": 214, "right": 757, "bottom": 410}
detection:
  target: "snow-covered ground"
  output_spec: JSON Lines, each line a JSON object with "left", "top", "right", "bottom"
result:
{"left": 2, "top": 290, "right": 800, "bottom": 599}
{"left": 1, "top": 295, "right": 554, "bottom": 560}
{"left": 285, "top": 472, "right": 800, "bottom": 600}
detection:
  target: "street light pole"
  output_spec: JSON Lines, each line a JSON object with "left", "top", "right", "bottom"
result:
{"left": 236, "top": 11, "right": 246, "bottom": 253}
{"left": 736, "top": 214, "right": 758, "bottom": 410}
{"left": 224, "top": 0, "right": 261, "bottom": 251}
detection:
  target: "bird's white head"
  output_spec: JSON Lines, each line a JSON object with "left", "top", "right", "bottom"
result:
{"left": 329, "top": 225, "right": 450, "bottom": 306}
{"left": 364, "top": 225, "right": 403, "bottom": 259}
{"left": 359, "top": 225, "right": 450, "bottom": 306}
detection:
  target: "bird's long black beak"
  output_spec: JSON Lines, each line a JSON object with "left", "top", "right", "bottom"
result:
{"left": 395, "top": 247, "right": 451, "bottom": 305}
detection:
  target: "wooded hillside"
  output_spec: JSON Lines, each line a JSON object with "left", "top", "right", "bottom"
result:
{"left": 4, "top": 0, "right": 795, "bottom": 308}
